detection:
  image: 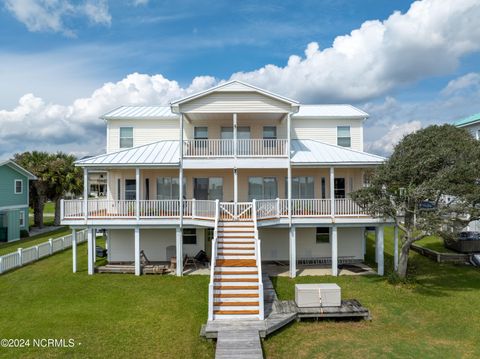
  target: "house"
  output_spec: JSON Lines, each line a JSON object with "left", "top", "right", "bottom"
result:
{"left": 0, "top": 160, "right": 36, "bottom": 242}
{"left": 61, "top": 80, "right": 394, "bottom": 320}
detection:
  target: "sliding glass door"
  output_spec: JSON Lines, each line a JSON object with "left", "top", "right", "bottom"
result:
{"left": 248, "top": 177, "right": 278, "bottom": 201}
{"left": 194, "top": 177, "right": 223, "bottom": 201}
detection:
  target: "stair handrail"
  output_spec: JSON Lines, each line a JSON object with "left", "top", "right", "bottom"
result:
{"left": 252, "top": 199, "right": 264, "bottom": 320}
{"left": 208, "top": 199, "right": 220, "bottom": 321}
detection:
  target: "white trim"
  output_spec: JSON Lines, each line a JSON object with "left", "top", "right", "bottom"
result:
{"left": 0, "top": 160, "right": 37, "bottom": 180}
{"left": 14, "top": 179, "right": 23, "bottom": 194}
{"left": 0, "top": 204, "right": 28, "bottom": 211}
{"left": 19, "top": 210, "right": 25, "bottom": 227}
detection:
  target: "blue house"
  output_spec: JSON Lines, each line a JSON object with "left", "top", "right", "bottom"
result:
{"left": 0, "top": 160, "right": 36, "bottom": 242}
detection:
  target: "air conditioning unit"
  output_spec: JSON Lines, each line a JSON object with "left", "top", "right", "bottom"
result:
{"left": 295, "top": 283, "right": 341, "bottom": 308}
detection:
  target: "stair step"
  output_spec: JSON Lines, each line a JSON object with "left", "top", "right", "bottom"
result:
{"left": 214, "top": 310, "right": 259, "bottom": 315}
{"left": 217, "top": 251, "right": 254, "bottom": 256}
{"left": 214, "top": 271, "right": 258, "bottom": 275}
{"left": 216, "top": 259, "right": 257, "bottom": 267}
{"left": 217, "top": 246, "right": 255, "bottom": 250}
{"left": 214, "top": 293, "right": 259, "bottom": 298}
{"left": 218, "top": 233, "right": 255, "bottom": 237}
{"left": 214, "top": 285, "right": 259, "bottom": 290}
{"left": 214, "top": 301, "right": 259, "bottom": 306}
{"left": 214, "top": 274, "right": 258, "bottom": 280}
{"left": 214, "top": 278, "right": 258, "bottom": 282}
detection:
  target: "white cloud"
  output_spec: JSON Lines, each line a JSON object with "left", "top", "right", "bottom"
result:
{"left": 131, "top": 0, "right": 149, "bottom": 6}
{"left": 5, "top": 0, "right": 111, "bottom": 36}
{"left": 230, "top": 0, "right": 480, "bottom": 102}
{"left": 366, "top": 121, "right": 422, "bottom": 155}
{"left": 442, "top": 72, "right": 480, "bottom": 96}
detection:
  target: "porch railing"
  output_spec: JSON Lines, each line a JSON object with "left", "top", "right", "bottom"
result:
{"left": 183, "top": 139, "right": 288, "bottom": 158}
{"left": 62, "top": 198, "right": 369, "bottom": 220}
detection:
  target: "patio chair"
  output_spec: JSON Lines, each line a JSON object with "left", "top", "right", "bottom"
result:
{"left": 183, "top": 254, "right": 198, "bottom": 270}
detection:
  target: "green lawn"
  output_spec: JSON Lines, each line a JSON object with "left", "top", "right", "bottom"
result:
{"left": 29, "top": 201, "right": 55, "bottom": 215}
{"left": 0, "top": 227, "right": 70, "bottom": 256}
{"left": 416, "top": 235, "right": 455, "bottom": 253}
{"left": 0, "top": 227, "right": 479, "bottom": 358}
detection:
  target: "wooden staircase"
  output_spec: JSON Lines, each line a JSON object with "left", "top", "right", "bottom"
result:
{"left": 210, "top": 220, "right": 264, "bottom": 320}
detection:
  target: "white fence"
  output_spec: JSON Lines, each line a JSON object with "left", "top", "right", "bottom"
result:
{"left": 0, "top": 230, "right": 87, "bottom": 275}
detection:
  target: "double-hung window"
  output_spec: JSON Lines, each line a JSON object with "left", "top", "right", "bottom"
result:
{"left": 119, "top": 127, "right": 134, "bottom": 148}
{"left": 248, "top": 177, "right": 278, "bottom": 201}
{"left": 316, "top": 227, "right": 330, "bottom": 243}
{"left": 194, "top": 127, "right": 208, "bottom": 149}
{"left": 19, "top": 211, "right": 25, "bottom": 227}
{"left": 263, "top": 126, "right": 277, "bottom": 147}
{"left": 14, "top": 179, "right": 23, "bottom": 194}
{"left": 285, "top": 176, "right": 314, "bottom": 199}
{"left": 183, "top": 228, "right": 197, "bottom": 245}
{"left": 337, "top": 126, "right": 351, "bottom": 147}
{"left": 334, "top": 178, "right": 346, "bottom": 199}
{"left": 124, "top": 179, "right": 136, "bottom": 200}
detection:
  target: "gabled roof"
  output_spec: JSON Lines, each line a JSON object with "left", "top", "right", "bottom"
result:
{"left": 170, "top": 80, "right": 300, "bottom": 110}
{"left": 0, "top": 160, "right": 37, "bottom": 180}
{"left": 76, "top": 141, "right": 179, "bottom": 167}
{"left": 294, "top": 105, "right": 368, "bottom": 118}
{"left": 291, "top": 139, "right": 385, "bottom": 166}
{"left": 101, "top": 106, "right": 177, "bottom": 120}
{"left": 453, "top": 112, "right": 480, "bottom": 128}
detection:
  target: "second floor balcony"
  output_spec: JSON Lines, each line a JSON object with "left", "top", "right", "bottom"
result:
{"left": 183, "top": 139, "right": 288, "bottom": 158}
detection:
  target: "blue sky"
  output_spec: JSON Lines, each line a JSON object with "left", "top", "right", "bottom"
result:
{"left": 0, "top": 0, "right": 479, "bottom": 157}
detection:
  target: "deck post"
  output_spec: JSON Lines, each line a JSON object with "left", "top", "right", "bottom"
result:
{"left": 331, "top": 225, "right": 338, "bottom": 276}
{"left": 287, "top": 113, "right": 292, "bottom": 226}
{"left": 233, "top": 168, "right": 238, "bottom": 217}
{"left": 374, "top": 226, "right": 379, "bottom": 263}
{"left": 87, "top": 228, "right": 94, "bottom": 275}
{"left": 179, "top": 113, "right": 184, "bottom": 228}
{"left": 83, "top": 168, "right": 88, "bottom": 221}
{"left": 72, "top": 229, "right": 77, "bottom": 273}
{"left": 92, "top": 228, "right": 96, "bottom": 267}
{"left": 362, "top": 227, "right": 366, "bottom": 257}
{"left": 289, "top": 226, "right": 296, "bottom": 278}
{"left": 233, "top": 112, "right": 237, "bottom": 158}
{"left": 175, "top": 227, "right": 183, "bottom": 276}
{"left": 134, "top": 227, "right": 141, "bottom": 276}
{"left": 135, "top": 167, "right": 140, "bottom": 221}
{"left": 378, "top": 225, "right": 384, "bottom": 275}
{"left": 394, "top": 225, "right": 399, "bottom": 271}
{"left": 330, "top": 167, "right": 335, "bottom": 217}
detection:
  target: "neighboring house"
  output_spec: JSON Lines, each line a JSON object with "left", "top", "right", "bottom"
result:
{"left": 61, "top": 80, "right": 392, "bottom": 320}
{"left": 454, "top": 112, "right": 480, "bottom": 231}
{"left": 0, "top": 160, "right": 36, "bottom": 242}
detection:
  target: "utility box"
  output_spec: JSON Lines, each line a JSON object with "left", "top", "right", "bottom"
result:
{"left": 295, "top": 283, "right": 341, "bottom": 308}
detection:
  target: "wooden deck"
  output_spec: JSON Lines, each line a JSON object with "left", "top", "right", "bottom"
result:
{"left": 215, "top": 330, "right": 262, "bottom": 359}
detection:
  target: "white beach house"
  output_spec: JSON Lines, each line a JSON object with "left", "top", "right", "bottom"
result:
{"left": 61, "top": 81, "right": 391, "bottom": 320}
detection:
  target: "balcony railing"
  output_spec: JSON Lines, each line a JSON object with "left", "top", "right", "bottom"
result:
{"left": 183, "top": 139, "right": 288, "bottom": 158}
{"left": 62, "top": 198, "right": 369, "bottom": 221}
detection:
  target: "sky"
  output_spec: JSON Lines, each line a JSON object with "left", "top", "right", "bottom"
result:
{"left": 0, "top": 0, "right": 479, "bottom": 158}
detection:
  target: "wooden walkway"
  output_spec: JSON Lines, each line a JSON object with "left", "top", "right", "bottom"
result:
{"left": 215, "top": 329, "right": 262, "bottom": 359}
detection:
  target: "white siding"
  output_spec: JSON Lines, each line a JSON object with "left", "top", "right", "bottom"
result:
{"left": 179, "top": 92, "right": 292, "bottom": 113}
{"left": 259, "top": 227, "right": 364, "bottom": 261}
{"left": 108, "top": 228, "right": 205, "bottom": 261}
{"left": 292, "top": 118, "right": 364, "bottom": 151}
{"left": 107, "top": 119, "right": 180, "bottom": 153}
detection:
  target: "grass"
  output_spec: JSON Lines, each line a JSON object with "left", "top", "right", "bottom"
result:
{"left": 29, "top": 202, "right": 55, "bottom": 215}
{"left": 263, "top": 227, "right": 480, "bottom": 358}
{"left": 0, "top": 226, "right": 479, "bottom": 358}
{"left": 416, "top": 235, "right": 455, "bottom": 253}
{"left": 0, "top": 227, "right": 70, "bottom": 256}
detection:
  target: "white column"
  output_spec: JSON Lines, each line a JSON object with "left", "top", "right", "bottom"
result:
{"left": 134, "top": 227, "right": 141, "bottom": 276}
{"left": 106, "top": 230, "right": 111, "bottom": 262}
{"left": 287, "top": 113, "right": 292, "bottom": 225}
{"left": 87, "top": 228, "right": 94, "bottom": 275}
{"left": 135, "top": 168, "right": 140, "bottom": 221}
{"left": 72, "top": 229, "right": 77, "bottom": 273}
{"left": 234, "top": 168, "right": 238, "bottom": 210}
{"left": 176, "top": 227, "right": 183, "bottom": 276}
{"left": 83, "top": 168, "right": 88, "bottom": 221}
{"left": 362, "top": 227, "right": 366, "bottom": 257}
{"left": 179, "top": 113, "right": 184, "bottom": 227}
{"left": 394, "top": 225, "right": 399, "bottom": 271}
{"left": 378, "top": 225, "right": 384, "bottom": 276}
{"left": 233, "top": 113, "right": 237, "bottom": 158}
{"left": 331, "top": 226, "right": 338, "bottom": 276}
{"left": 289, "top": 226, "right": 296, "bottom": 278}
{"left": 92, "top": 228, "right": 96, "bottom": 267}
{"left": 330, "top": 167, "right": 335, "bottom": 217}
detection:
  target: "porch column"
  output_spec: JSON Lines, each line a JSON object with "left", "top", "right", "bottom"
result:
{"left": 106, "top": 230, "right": 111, "bottom": 262}
{"left": 233, "top": 113, "right": 237, "bottom": 158}
{"left": 377, "top": 225, "right": 384, "bottom": 276}
{"left": 87, "top": 228, "right": 94, "bottom": 275}
{"left": 135, "top": 168, "right": 140, "bottom": 221}
{"left": 92, "top": 228, "right": 96, "bottom": 267}
{"left": 179, "top": 113, "right": 184, "bottom": 227}
{"left": 134, "top": 227, "right": 141, "bottom": 276}
{"left": 233, "top": 168, "right": 238, "bottom": 204}
{"left": 289, "top": 226, "right": 296, "bottom": 278}
{"left": 72, "top": 229, "right": 77, "bottom": 273}
{"left": 394, "top": 225, "right": 399, "bottom": 271}
{"left": 362, "top": 227, "right": 366, "bottom": 257}
{"left": 287, "top": 113, "right": 292, "bottom": 225}
{"left": 331, "top": 225, "right": 338, "bottom": 276}
{"left": 176, "top": 227, "right": 183, "bottom": 276}
{"left": 330, "top": 167, "right": 335, "bottom": 217}
{"left": 83, "top": 168, "right": 88, "bottom": 221}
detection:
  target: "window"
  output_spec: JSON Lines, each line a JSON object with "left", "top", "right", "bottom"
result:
{"left": 316, "top": 227, "right": 330, "bottom": 243}
{"left": 119, "top": 127, "right": 134, "bottom": 148}
{"left": 363, "top": 172, "right": 371, "bottom": 188}
{"left": 19, "top": 211, "right": 25, "bottom": 227}
{"left": 157, "top": 177, "right": 179, "bottom": 200}
{"left": 248, "top": 177, "right": 278, "bottom": 200}
{"left": 145, "top": 178, "right": 150, "bottom": 200}
{"left": 194, "top": 127, "right": 208, "bottom": 140}
{"left": 193, "top": 177, "right": 223, "bottom": 200}
{"left": 263, "top": 126, "right": 277, "bottom": 140}
{"left": 337, "top": 126, "right": 351, "bottom": 147}
{"left": 125, "top": 179, "right": 136, "bottom": 200}
{"left": 285, "top": 176, "right": 314, "bottom": 199}
{"left": 321, "top": 177, "right": 326, "bottom": 199}
{"left": 14, "top": 179, "right": 23, "bottom": 194}
{"left": 334, "top": 178, "right": 346, "bottom": 198}
{"left": 183, "top": 228, "right": 197, "bottom": 245}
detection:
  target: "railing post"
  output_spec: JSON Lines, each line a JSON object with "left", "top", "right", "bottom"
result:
{"left": 330, "top": 167, "right": 335, "bottom": 217}
{"left": 60, "top": 199, "right": 64, "bottom": 221}
{"left": 83, "top": 168, "right": 88, "bottom": 222}
{"left": 0, "top": 256, "right": 3, "bottom": 274}
{"left": 17, "top": 248, "right": 23, "bottom": 266}
{"left": 48, "top": 239, "right": 53, "bottom": 255}
{"left": 192, "top": 198, "right": 196, "bottom": 219}
{"left": 276, "top": 197, "right": 280, "bottom": 218}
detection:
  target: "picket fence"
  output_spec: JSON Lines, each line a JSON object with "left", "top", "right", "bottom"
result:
{"left": 0, "top": 229, "right": 87, "bottom": 274}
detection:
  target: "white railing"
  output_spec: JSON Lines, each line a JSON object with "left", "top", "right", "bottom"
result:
{"left": 183, "top": 139, "right": 288, "bottom": 158}
{"left": 208, "top": 200, "right": 220, "bottom": 321}
{"left": 256, "top": 199, "right": 280, "bottom": 219}
{"left": 252, "top": 199, "right": 264, "bottom": 320}
{"left": 139, "top": 200, "right": 179, "bottom": 218}
{"left": 291, "top": 199, "right": 331, "bottom": 217}
{"left": 219, "top": 202, "right": 253, "bottom": 221}
{"left": 184, "top": 199, "right": 217, "bottom": 219}
{"left": 0, "top": 230, "right": 87, "bottom": 275}
{"left": 335, "top": 198, "right": 368, "bottom": 216}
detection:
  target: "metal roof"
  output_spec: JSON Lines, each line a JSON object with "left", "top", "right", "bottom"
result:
{"left": 291, "top": 139, "right": 385, "bottom": 166}
{"left": 76, "top": 141, "right": 179, "bottom": 167}
{"left": 101, "top": 106, "right": 177, "bottom": 120}
{"left": 453, "top": 112, "right": 480, "bottom": 127}
{"left": 294, "top": 105, "right": 368, "bottom": 118}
